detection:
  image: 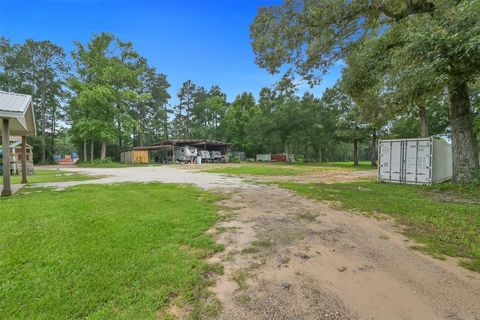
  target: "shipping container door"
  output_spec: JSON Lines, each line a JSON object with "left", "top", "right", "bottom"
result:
{"left": 379, "top": 141, "right": 402, "bottom": 182}
{"left": 390, "top": 141, "right": 402, "bottom": 182}
{"left": 378, "top": 142, "right": 391, "bottom": 181}
{"left": 404, "top": 141, "right": 419, "bottom": 183}
{"left": 416, "top": 140, "right": 432, "bottom": 184}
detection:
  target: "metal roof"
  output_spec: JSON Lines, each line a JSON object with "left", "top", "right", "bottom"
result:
{"left": 0, "top": 91, "right": 36, "bottom": 136}
{"left": 151, "top": 139, "right": 232, "bottom": 147}
{"left": 120, "top": 145, "right": 172, "bottom": 152}
{"left": 0, "top": 91, "right": 32, "bottom": 113}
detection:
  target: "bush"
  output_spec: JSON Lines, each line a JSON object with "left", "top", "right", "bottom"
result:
{"left": 229, "top": 155, "right": 241, "bottom": 163}
{"left": 295, "top": 155, "right": 305, "bottom": 162}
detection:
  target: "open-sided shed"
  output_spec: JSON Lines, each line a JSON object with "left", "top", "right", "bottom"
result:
{"left": 120, "top": 140, "right": 232, "bottom": 164}
{"left": 0, "top": 91, "right": 36, "bottom": 196}
{"left": 150, "top": 139, "right": 232, "bottom": 163}
{"left": 151, "top": 139, "right": 231, "bottom": 153}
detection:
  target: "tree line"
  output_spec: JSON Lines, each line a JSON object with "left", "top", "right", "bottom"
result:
{"left": 250, "top": 0, "right": 480, "bottom": 183}
{"left": 0, "top": 34, "right": 445, "bottom": 164}
{"left": 1, "top": 0, "right": 479, "bottom": 185}
{"left": 0, "top": 33, "right": 384, "bottom": 166}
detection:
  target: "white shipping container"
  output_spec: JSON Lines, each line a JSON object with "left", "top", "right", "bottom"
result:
{"left": 378, "top": 138, "right": 452, "bottom": 185}
{"left": 256, "top": 154, "right": 271, "bottom": 162}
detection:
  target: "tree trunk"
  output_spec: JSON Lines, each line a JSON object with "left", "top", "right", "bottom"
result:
{"left": 353, "top": 139, "right": 359, "bottom": 166}
{"left": 164, "top": 104, "right": 169, "bottom": 139}
{"left": 140, "top": 132, "right": 144, "bottom": 147}
{"left": 51, "top": 109, "right": 56, "bottom": 155}
{"left": 40, "top": 80, "right": 47, "bottom": 164}
{"left": 90, "top": 140, "right": 94, "bottom": 162}
{"left": 117, "top": 115, "right": 123, "bottom": 147}
{"left": 140, "top": 106, "right": 145, "bottom": 147}
{"left": 83, "top": 140, "right": 87, "bottom": 162}
{"left": 371, "top": 129, "right": 378, "bottom": 168}
{"left": 418, "top": 106, "right": 429, "bottom": 138}
{"left": 101, "top": 141, "right": 107, "bottom": 161}
{"left": 448, "top": 80, "right": 479, "bottom": 183}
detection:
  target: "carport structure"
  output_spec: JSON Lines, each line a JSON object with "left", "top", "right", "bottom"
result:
{"left": 151, "top": 139, "right": 231, "bottom": 153}
{"left": 150, "top": 139, "right": 231, "bottom": 163}
{"left": 0, "top": 91, "right": 36, "bottom": 196}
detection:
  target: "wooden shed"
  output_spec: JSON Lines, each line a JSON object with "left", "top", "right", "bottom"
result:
{"left": 120, "top": 148, "right": 149, "bottom": 164}
{"left": 119, "top": 146, "right": 169, "bottom": 164}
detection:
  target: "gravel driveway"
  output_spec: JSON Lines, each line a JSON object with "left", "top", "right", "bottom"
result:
{"left": 33, "top": 165, "right": 249, "bottom": 190}
{"left": 32, "top": 166, "right": 480, "bottom": 320}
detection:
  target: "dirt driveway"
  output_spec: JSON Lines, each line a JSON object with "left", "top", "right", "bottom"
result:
{"left": 35, "top": 166, "right": 480, "bottom": 319}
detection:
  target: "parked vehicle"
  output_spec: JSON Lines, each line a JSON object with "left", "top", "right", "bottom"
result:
{"left": 198, "top": 150, "right": 211, "bottom": 163}
{"left": 174, "top": 146, "right": 197, "bottom": 163}
{"left": 210, "top": 151, "right": 222, "bottom": 163}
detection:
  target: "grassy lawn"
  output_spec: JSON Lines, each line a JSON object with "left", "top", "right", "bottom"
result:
{"left": 296, "top": 161, "right": 375, "bottom": 171}
{"left": 280, "top": 181, "right": 480, "bottom": 272}
{"left": 0, "top": 169, "right": 94, "bottom": 184}
{"left": 206, "top": 161, "right": 375, "bottom": 176}
{"left": 206, "top": 165, "right": 300, "bottom": 176}
{"left": 0, "top": 183, "right": 222, "bottom": 319}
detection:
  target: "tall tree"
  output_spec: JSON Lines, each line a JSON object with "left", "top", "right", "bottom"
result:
{"left": 69, "top": 33, "right": 142, "bottom": 161}
{"left": 322, "top": 84, "right": 370, "bottom": 166}
{"left": 251, "top": 0, "right": 480, "bottom": 183}
{"left": 174, "top": 80, "right": 197, "bottom": 138}
{"left": 0, "top": 38, "right": 68, "bottom": 163}
{"left": 133, "top": 59, "right": 170, "bottom": 146}
{"left": 24, "top": 40, "right": 69, "bottom": 163}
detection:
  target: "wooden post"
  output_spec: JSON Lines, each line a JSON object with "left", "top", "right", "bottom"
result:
{"left": 21, "top": 136, "right": 27, "bottom": 184}
{"left": 2, "top": 118, "right": 11, "bottom": 196}
{"left": 172, "top": 142, "right": 176, "bottom": 165}
{"left": 90, "top": 139, "right": 94, "bottom": 162}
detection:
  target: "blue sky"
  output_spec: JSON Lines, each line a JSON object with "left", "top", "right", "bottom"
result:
{"left": 0, "top": 0, "right": 341, "bottom": 104}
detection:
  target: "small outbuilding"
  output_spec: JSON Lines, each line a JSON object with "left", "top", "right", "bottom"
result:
{"left": 0, "top": 91, "right": 36, "bottom": 196}
{"left": 0, "top": 139, "right": 34, "bottom": 175}
{"left": 120, "top": 146, "right": 165, "bottom": 164}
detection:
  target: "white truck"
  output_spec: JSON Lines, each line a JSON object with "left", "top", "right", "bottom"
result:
{"left": 174, "top": 146, "right": 197, "bottom": 163}
{"left": 198, "top": 150, "right": 211, "bottom": 163}
{"left": 210, "top": 151, "right": 223, "bottom": 163}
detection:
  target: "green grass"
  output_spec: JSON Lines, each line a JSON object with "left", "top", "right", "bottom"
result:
{"left": 0, "top": 169, "right": 95, "bottom": 184}
{"left": 206, "top": 165, "right": 300, "bottom": 176}
{"left": 280, "top": 181, "right": 480, "bottom": 271}
{"left": 301, "top": 161, "right": 374, "bottom": 171}
{"left": 206, "top": 161, "right": 375, "bottom": 176}
{"left": 0, "top": 183, "right": 223, "bottom": 319}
